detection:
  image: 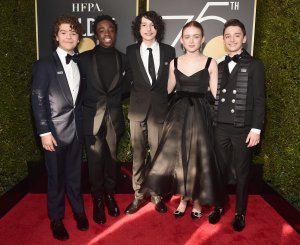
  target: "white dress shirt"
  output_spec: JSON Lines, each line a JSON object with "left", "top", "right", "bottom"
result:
{"left": 140, "top": 41, "right": 160, "bottom": 84}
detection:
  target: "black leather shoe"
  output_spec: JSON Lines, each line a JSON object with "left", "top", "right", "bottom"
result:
{"left": 50, "top": 220, "right": 69, "bottom": 241}
{"left": 93, "top": 197, "right": 106, "bottom": 224}
{"left": 124, "top": 198, "right": 145, "bottom": 214}
{"left": 208, "top": 208, "right": 223, "bottom": 224}
{"left": 105, "top": 194, "right": 120, "bottom": 217}
{"left": 191, "top": 210, "right": 203, "bottom": 220}
{"left": 74, "top": 213, "right": 89, "bottom": 231}
{"left": 232, "top": 214, "right": 245, "bottom": 232}
{"left": 173, "top": 210, "right": 185, "bottom": 218}
{"left": 151, "top": 196, "right": 167, "bottom": 213}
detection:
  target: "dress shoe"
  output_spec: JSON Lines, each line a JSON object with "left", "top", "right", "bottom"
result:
{"left": 232, "top": 214, "right": 246, "bottom": 232}
{"left": 124, "top": 198, "right": 145, "bottom": 214}
{"left": 208, "top": 208, "right": 223, "bottom": 224}
{"left": 93, "top": 197, "right": 106, "bottom": 224}
{"left": 191, "top": 210, "right": 203, "bottom": 220}
{"left": 173, "top": 210, "right": 185, "bottom": 218}
{"left": 151, "top": 196, "right": 167, "bottom": 213}
{"left": 74, "top": 213, "right": 89, "bottom": 231}
{"left": 50, "top": 220, "right": 69, "bottom": 241}
{"left": 105, "top": 194, "right": 120, "bottom": 217}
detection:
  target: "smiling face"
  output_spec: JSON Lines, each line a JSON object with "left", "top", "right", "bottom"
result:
{"left": 180, "top": 25, "right": 204, "bottom": 53}
{"left": 139, "top": 17, "right": 157, "bottom": 46}
{"left": 95, "top": 19, "right": 116, "bottom": 48}
{"left": 55, "top": 23, "right": 79, "bottom": 54}
{"left": 223, "top": 25, "right": 246, "bottom": 56}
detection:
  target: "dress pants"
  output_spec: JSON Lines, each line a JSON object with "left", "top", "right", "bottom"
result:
{"left": 44, "top": 137, "right": 84, "bottom": 220}
{"left": 130, "top": 108, "right": 163, "bottom": 199}
{"left": 214, "top": 123, "right": 252, "bottom": 214}
{"left": 85, "top": 114, "right": 119, "bottom": 198}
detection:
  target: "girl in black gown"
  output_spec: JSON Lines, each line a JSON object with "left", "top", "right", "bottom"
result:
{"left": 141, "top": 21, "right": 224, "bottom": 219}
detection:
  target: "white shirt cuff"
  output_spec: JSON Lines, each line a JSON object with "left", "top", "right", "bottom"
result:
{"left": 250, "top": 128, "right": 261, "bottom": 135}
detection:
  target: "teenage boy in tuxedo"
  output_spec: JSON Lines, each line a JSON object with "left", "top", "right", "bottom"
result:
{"left": 124, "top": 11, "right": 176, "bottom": 214}
{"left": 31, "top": 16, "right": 88, "bottom": 241}
{"left": 208, "top": 19, "right": 265, "bottom": 231}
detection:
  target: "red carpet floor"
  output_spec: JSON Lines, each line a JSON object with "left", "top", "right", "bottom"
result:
{"left": 0, "top": 194, "right": 299, "bottom": 245}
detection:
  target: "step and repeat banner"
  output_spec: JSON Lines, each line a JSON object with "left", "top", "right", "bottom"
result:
{"left": 149, "top": 0, "right": 257, "bottom": 61}
{"left": 36, "top": 0, "right": 256, "bottom": 61}
{"left": 35, "top": 0, "right": 137, "bottom": 59}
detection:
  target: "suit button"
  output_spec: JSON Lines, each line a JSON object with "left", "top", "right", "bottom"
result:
{"left": 221, "top": 98, "right": 225, "bottom": 102}
{"left": 233, "top": 90, "right": 237, "bottom": 94}
{"left": 232, "top": 99, "right": 236, "bottom": 103}
{"left": 231, "top": 109, "right": 235, "bottom": 113}
{"left": 222, "top": 89, "right": 227, "bottom": 93}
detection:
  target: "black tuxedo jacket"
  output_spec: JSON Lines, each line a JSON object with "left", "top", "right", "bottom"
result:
{"left": 31, "top": 51, "right": 84, "bottom": 146}
{"left": 216, "top": 53, "right": 265, "bottom": 129}
{"left": 126, "top": 42, "right": 176, "bottom": 123}
{"left": 79, "top": 47, "right": 129, "bottom": 136}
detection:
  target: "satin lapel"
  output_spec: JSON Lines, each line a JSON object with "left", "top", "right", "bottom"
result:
{"left": 108, "top": 51, "right": 121, "bottom": 92}
{"left": 156, "top": 43, "right": 165, "bottom": 84}
{"left": 230, "top": 63, "right": 239, "bottom": 78}
{"left": 135, "top": 45, "right": 151, "bottom": 86}
{"left": 91, "top": 52, "right": 107, "bottom": 92}
{"left": 52, "top": 52, "right": 73, "bottom": 106}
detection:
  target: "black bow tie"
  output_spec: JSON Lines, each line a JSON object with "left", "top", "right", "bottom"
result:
{"left": 225, "top": 54, "right": 241, "bottom": 63}
{"left": 66, "top": 54, "right": 78, "bottom": 64}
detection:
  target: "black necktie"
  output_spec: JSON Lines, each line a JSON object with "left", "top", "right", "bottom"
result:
{"left": 225, "top": 54, "right": 241, "bottom": 63}
{"left": 66, "top": 54, "right": 78, "bottom": 64}
{"left": 147, "top": 48, "right": 156, "bottom": 85}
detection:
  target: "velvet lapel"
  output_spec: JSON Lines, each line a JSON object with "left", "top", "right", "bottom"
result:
{"left": 230, "top": 62, "right": 239, "bottom": 78}
{"left": 107, "top": 51, "right": 121, "bottom": 93}
{"left": 91, "top": 52, "right": 107, "bottom": 92}
{"left": 52, "top": 52, "right": 74, "bottom": 106}
{"left": 135, "top": 44, "right": 152, "bottom": 86}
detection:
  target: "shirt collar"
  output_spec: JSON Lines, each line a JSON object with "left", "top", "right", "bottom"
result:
{"left": 141, "top": 41, "right": 159, "bottom": 52}
{"left": 56, "top": 47, "right": 75, "bottom": 64}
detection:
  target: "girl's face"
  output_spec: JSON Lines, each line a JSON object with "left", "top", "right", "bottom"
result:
{"left": 180, "top": 26, "right": 204, "bottom": 53}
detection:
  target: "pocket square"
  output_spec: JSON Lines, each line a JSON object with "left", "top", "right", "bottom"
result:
{"left": 57, "top": 71, "right": 64, "bottom": 74}
{"left": 241, "top": 68, "right": 247, "bottom": 72}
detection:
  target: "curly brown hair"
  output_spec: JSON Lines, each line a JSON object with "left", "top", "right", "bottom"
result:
{"left": 52, "top": 15, "right": 83, "bottom": 47}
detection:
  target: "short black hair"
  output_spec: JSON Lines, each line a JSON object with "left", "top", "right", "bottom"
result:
{"left": 93, "top": 15, "right": 118, "bottom": 35}
{"left": 223, "top": 19, "right": 246, "bottom": 36}
{"left": 131, "top": 10, "right": 165, "bottom": 42}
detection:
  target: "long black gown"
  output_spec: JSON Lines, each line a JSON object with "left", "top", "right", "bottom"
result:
{"left": 142, "top": 57, "right": 224, "bottom": 205}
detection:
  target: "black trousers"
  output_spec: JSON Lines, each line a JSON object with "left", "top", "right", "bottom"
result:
{"left": 44, "top": 137, "right": 84, "bottom": 220}
{"left": 85, "top": 115, "right": 121, "bottom": 198}
{"left": 214, "top": 123, "right": 252, "bottom": 215}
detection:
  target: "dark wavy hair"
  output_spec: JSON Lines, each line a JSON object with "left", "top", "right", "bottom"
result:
{"left": 131, "top": 10, "right": 165, "bottom": 42}
{"left": 93, "top": 14, "right": 118, "bottom": 35}
{"left": 52, "top": 15, "right": 83, "bottom": 47}
{"left": 223, "top": 19, "right": 246, "bottom": 36}
{"left": 182, "top": 20, "right": 204, "bottom": 37}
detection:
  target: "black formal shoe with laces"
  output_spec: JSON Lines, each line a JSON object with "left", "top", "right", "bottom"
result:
{"left": 151, "top": 196, "right": 167, "bottom": 213}
{"left": 208, "top": 208, "right": 223, "bottom": 224}
{"left": 93, "top": 197, "right": 106, "bottom": 224}
{"left": 105, "top": 194, "right": 120, "bottom": 217}
{"left": 124, "top": 198, "right": 145, "bottom": 214}
{"left": 74, "top": 213, "right": 89, "bottom": 231}
{"left": 232, "top": 214, "right": 246, "bottom": 232}
{"left": 50, "top": 220, "right": 69, "bottom": 241}
{"left": 191, "top": 210, "right": 203, "bottom": 220}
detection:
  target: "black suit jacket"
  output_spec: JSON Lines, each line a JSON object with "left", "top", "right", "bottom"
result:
{"left": 79, "top": 47, "right": 129, "bottom": 136}
{"left": 31, "top": 51, "right": 84, "bottom": 146}
{"left": 126, "top": 42, "right": 176, "bottom": 123}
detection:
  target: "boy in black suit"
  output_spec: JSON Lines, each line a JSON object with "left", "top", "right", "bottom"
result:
{"left": 31, "top": 16, "right": 88, "bottom": 240}
{"left": 124, "top": 11, "right": 176, "bottom": 214}
{"left": 209, "top": 19, "right": 265, "bottom": 231}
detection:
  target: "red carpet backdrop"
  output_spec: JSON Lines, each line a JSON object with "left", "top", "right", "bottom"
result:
{"left": 0, "top": 194, "right": 299, "bottom": 245}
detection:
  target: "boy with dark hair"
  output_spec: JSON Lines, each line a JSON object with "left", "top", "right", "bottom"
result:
{"left": 79, "top": 15, "right": 129, "bottom": 224}
{"left": 31, "top": 16, "right": 88, "bottom": 241}
{"left": 209, "top": 19, "right": 265, "bottom": 231}
{"left": 124, "top": 11, "right": 176, "bottom": 214}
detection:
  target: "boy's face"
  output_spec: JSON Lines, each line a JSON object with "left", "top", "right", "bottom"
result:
{"left": 223, "top": 26, "right": 246, "bottom": 55}
{"left": 140, "top": 17, "right": 157, "bottom": 44}
{"left": 95, "top": 20, "right": 116, "bottom": 48}
{"left": 56, "top": 23, "right": 79, "bottom": 54}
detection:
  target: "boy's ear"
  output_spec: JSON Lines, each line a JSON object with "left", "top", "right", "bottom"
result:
{"left": 243, "top": 35, "right": 247, "bottom": 44}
